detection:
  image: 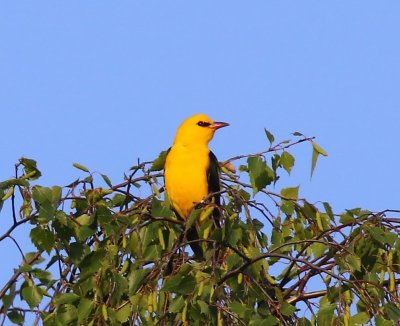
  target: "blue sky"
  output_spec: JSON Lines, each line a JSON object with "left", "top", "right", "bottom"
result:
{"left": 1, "top": 0, "right": 399, "bottom": 313}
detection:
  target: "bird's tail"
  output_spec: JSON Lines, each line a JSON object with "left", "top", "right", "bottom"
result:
{"left": 164, "top": 225, "right": 204, "bottom": 275}
{"left": 186, "top": 226, "right": 204, "bottom": 260}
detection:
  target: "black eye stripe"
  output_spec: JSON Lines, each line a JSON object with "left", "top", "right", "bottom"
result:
{"left": 197, "top": 121, "right": 211, "bottom": 127}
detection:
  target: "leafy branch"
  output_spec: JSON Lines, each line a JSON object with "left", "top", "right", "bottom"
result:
{"left": 0, "top": 132, "right": 398, "bottom": 325}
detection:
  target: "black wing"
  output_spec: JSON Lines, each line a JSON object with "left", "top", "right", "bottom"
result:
{"left": 207, "top": 150, "right": 221, "bottom": 227}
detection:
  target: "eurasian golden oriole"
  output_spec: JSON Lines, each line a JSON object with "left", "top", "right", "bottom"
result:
{"left": 164, "top": 113, "right": 229, "bottom": 258}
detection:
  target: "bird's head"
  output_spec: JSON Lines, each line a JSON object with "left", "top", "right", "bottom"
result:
{"left": 173, "top": 113, "right": 229, "bottom": 146}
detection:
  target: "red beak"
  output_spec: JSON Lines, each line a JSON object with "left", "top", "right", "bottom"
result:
{"left": 209, "top": 121, "right": 229, "bottom": 130}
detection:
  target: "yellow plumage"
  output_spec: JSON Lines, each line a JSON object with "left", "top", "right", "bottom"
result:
{"left": 164, "top": 114, "right": 229, "bottom": 220}
{"left": 165, "top": 144, "right": 210, "bottom": 219}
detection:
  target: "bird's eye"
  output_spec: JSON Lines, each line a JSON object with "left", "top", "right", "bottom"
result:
{"left": 197, "top": 121, "right": 211, "bottom": 127}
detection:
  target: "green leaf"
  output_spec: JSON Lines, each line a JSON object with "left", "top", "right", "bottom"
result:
{"left": 281, "top": 186, "right": 299, "bottom": 200}
{"left": 111, "top": 193, "right": 127, "bottom": 207}
{"left": 77, "top": 298, "right": 94, "bottom": 324}
{"left": 339, "top": 212, "right": 354, "bottom": 224}
{"left": 312, "top": 141, "right": 328, "bottom": 156}
{"left": 281, "top": 200, "right": 295, "bottom": 215}
{"left": 32, "top": 186, "right": 61, "bottom": 223}
{"left": 349, "top": 312, "right": 370, "bottom": 325}
{"left": 69, "top": 242, "right": 90, "bottom": 265}
{"left": 238, "top": 164, "right": 248, "bottom": 172}
{"left": 169, "top": 295, "right": 185, "bottom": 313}
{"left": 247, "top": 156, "right": 274, "bottom": 195}
{"left": 311, "top": 148, "right": 319, "bottom": 178}
{"left": 264, "top": 128, "right": 275, "bottom": 145}
{"left": 271, "top": 229, "right": 282, "bottom": 246}
{"left": 51, "top": 186, "right": 62, "bottom": 202}
{"left": 354, "top": 237, "right": 378, "bottom": 271}
{"left": 317, "top": 297, "right": 336, "bottom": 326}
{"left": 367, "top": 227, "right": 397, "bottom": 247}
{"left": 197, "top": 300, "right": 210, "bottom": 316}
{"left": 2, "top": 284, "right": 16, "bottom": 311}
{"left": 1, "top": 185, "right": 14, "bottom": 201}
{"left": 79, "top": 249, "right": 106, "bottom": 275}
{"left": 152, "top": 198, "right": 174, "bottom": 218}
{"left": 74, "top": 214, "right": 96, "bottom": 240}
{"left": 143, "top": 244, "right": 162, "bottom": 260}
{"left": 227, "top": 227, "right": 242, "bottom": 246}
{"left": 53, "top": 293, "right": 80, "bottom": 305}
{"left": 73, "top": 277, "right": 94, "bottom": 297}
{"left": 0, "top": 191, "right": 4, "bottom": 213}
{"left": 185, "top": 209, "right": 201, "bottom": 231}
{"left": 345, "top": 254, "right": 361, "bottom": 272}
{"left": 281, "top": 302, "right": 296, "bottom": 317}
{"left": 297, "top": 317, "right": 312, "bottom": 326}
{"left": 375, "top": 316, "right": 396, "bottom": 326}
{"left": 239, "top": 189, "right": 251, "bottom": 201}
{"left": 30, "top": 227, "right": 55, "bottom": 252}
{"left": 231, "top": 301, "right": 252, "bottom": 319}
{"left": 226, "top": 252, "right": 242, "bottom": 270}
{"left": 150, "top": 150, "right": 168, "bottom": 171}
{"left": 32, "top": 186, "right": 52, "bottom": 204}
{"left": 311, "top": 242, "right": 327, "bottom": 258}
{"left": 83, "top": 175, "right": 93, "bottom": 183}
{"left": 31, "top": 269, "right": 52, "bottom": 284}
{"left": 383, "top": 302, "right": 400, "bottom": 322}
{"left": 19, "top": 157, "right": 42, "bottom": 180}
{"left": 73, "top": 162, "right": 90, "bottom": 173}
{"left": 7, "top": 310, "right": 24, "bottom": 324}
{"left": 56, "top": 304, "right": 78, "bottom": 324}
{"left": 142, "top": 221, "right": 159, "bottom": 248}
{"left": 311, "top": 141, "right": 328, "bottom": 177}
{"left": 52, "top": 211, "right": 74, "bottom": 242}
{"left": 323, "top": 202, "right": 334, "bottom": 220}
{"left": 96, "top": 204, "right": 112, "bottom": 225}
{"left": 162, "top": 273, "right": 196, "bottom": 294}
{"left": 21, "top": 285, "right": 43, "bottom": 308}
{"left": 128, "top": 268, "right": 150, "bottom": 294}
{"left": 116, "top": 302, "right": 132, "bottom": 323}
{"left": 101, "top": 174, "right": 112, "bottom": 187}
{"left": 281, "top": 151, "right": 295, "bottom": 175}
{"left": 0, "top": 178, "right": 29, "bottom": 190}
{"left": 250, "top": 315, "right": 279, "bottom": 325}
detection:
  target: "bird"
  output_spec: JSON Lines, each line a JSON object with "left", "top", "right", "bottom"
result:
{"left": 164, "top": 113, "right": 229, "bottom": 259}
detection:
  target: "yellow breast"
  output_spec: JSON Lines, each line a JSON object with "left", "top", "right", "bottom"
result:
{"left": 165, "top": 144, "right": 210, "bottom": 219}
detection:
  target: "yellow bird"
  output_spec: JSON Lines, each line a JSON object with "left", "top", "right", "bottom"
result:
{"left": 164, "top": 113, "right": 229, "bottom": 258}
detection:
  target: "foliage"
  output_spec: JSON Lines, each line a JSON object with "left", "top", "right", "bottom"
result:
{"left": 0, "top": 132, "right": 399, "bottom": 325}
